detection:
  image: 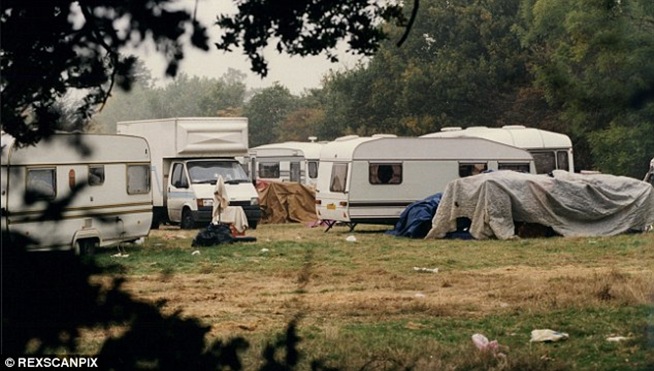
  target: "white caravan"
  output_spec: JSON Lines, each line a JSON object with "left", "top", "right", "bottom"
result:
{"left": 421, "top": 125, "right": 574, "bottom": 173}
{"left": 315, "top": 135, "right": 536, "bottom": 229}
{"left": 249, "top": 139, "right": 325, "bottom": 186}
{"left": 117, "top": 117, "right": 261, "bottom": 229}
{"left": 1, "top": 132, "right": 153, "bottom": 254}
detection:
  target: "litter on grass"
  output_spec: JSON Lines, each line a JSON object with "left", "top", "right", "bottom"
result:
{"left": 413, "top": 267, "right": 439, "bottom": 273}
{"left": 471, "top": 333, "right": 500, "bottom": 353}
{"left": 530, "top": 329, "right": 569, "bottom": 342}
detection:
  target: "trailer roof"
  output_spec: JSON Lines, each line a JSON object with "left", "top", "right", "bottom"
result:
{"left": 250, "top": 141, "right": 325, "bottom": 159}
{"left": 320, "top": 136, "right": 534, "bottom": 162}
{"left": 2, "top": 132, "right": 150, "bottom": 165}
{"left": 420, "top": 125, "right": 572, "bottom": 149}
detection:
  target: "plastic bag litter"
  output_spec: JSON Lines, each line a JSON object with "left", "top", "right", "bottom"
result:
{"left": 530, "top": 329, "right": 569, "bottom": 342}
{"left": 413, "top": 267, "right": 438, "bottom": 273}
{"left": 472, "top": 333, "right": 499, "bottom": 352}
{"left": 345, "top": 235, "right": 357, "bottom": 242}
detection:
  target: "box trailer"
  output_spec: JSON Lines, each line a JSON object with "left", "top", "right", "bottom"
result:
{"left": 421, "top": 125, "right": 574, "bottom": 173}
{"left": 117, "top": 117, "right": 261, "bottom": 229}
{"left": 1, "top": 132, "right": 153, "bottom": 254}
{"left": 249, "top": 139, "right": 325, "bottom": 186}
{"left": 314, "top": 135, "right": 536, "bottom": 229}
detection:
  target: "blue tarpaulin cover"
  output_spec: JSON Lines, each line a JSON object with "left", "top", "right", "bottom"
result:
{"left": 386, "top": 193, "right": 442, "bottom": 238}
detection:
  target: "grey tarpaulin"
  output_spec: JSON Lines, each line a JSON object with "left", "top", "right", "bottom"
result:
{"left": 425, "top": 170, "right": 654, "bottom": 240}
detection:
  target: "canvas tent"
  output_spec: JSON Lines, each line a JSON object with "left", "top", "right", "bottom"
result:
{"left": 258, "top": 181, "right": 318, "bottom": 224}
{"left": 425, "top": 170, "right": 654, "bottom": 240}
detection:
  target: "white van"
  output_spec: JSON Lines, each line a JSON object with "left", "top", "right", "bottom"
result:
{"left": 315, "top": 135, "right": 536, "bottom": 229}
{"left": 117, "top": 117, "right": 262, "bottom": 229}
{"left": 421, "top": 125, "right": 574, "bottom": 173}
{"left": 1, "top": 132, "right": 153, "bottom": 254}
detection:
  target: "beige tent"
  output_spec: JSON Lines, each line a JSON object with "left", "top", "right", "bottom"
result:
{"left": 258, "top": 181, "right": 318, "bottom": 224}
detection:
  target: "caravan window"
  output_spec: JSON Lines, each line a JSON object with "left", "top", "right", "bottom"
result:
{"left": 556, "top": 151, "right": 569, "bottom": 171}
{"left": 498, "top": 163, "right": 530, "bottom": 173}
{"left": 369, "top": 163, "right": 402, "bottom": 185}
{"left": 127, "top": 164, "right": 150, "bottom": 194}
{"left": 531, "top": 152, "right": 556, "bottom": 174}
{"left": 290, "top": 162, "right": 301, "bottom": 182}
{"left": 330, "top": 163, "right": 348, "bottom": 192}
{"left": 88, "top": 165, "right": 105, "bottom": 186}
{"left": 26, "top": 168, "right": 56, "bottom": 199}
{"left": 308, "top": 161, "right": 318, "bottom": 179}
{"left": 259, "top": 162, "right": 280, "bottom": 178}
{"left": 459, "top": 163, "right": 488, "bottom": 177}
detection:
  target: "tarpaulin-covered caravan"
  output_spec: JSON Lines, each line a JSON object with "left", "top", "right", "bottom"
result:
{"left": 425, "top": 170, "right": 654, "bottom": 240}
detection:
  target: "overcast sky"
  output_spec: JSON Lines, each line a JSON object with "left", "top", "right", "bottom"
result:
{"left": 135, "top": 0, "right": 364, "bottom": 94}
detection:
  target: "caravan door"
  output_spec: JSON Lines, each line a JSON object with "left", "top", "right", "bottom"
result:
{"left": 290, "top": 161, "right": 301, "bottom": 182}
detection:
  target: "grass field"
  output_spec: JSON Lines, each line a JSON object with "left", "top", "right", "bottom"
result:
{"left": 87, "top": 223, "right": 654, "bottom": 370}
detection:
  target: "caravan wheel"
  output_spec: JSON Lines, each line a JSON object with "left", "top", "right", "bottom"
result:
{"left": 75, "top": 240, "right": 97, "bottom": 256}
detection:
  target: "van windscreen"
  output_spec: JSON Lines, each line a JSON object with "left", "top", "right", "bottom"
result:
{"left": 188, "top": 161, "right": 249, "bottom": 184}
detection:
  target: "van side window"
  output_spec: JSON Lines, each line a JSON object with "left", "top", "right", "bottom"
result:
{"left": 127, "top": 164, "right": 150, "bottom": 194}
{"left": 498, "top": 163, "right": 530, "bottom": 173}
{"left": 308, "top": 161, "right": 318, "bottom": 179}
{"left": 330, "top": 163, "right": 348, "bottom": 192}
{"left": 88, "top": 165, "right": 105, "bottom": 186}
{"left": 459, "top": 163, "right": 487, "bottom": 177}
{"left": 171, "top": 163, "right": 188, "bottom": 188}
{"left": 26, "top": 168, "right": 56, "bottom": 199}
{"left": 260, "top": 162, "right": 280, "bottom": 178}
{"left": 369, "top": 163, "right": 402, "bottom": 184}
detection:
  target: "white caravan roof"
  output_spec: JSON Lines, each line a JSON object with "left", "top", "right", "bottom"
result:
{"left": 2, "top": 132, "right": 150, "bottom": 165}
{"left": 251, "top": 141, "right": 325, "bottom": 160}
{"left": 420, "top": 125, "right": 572, "bottom": 150}
{"left": 320, "top": 136, "right": 534, "bottom": 162}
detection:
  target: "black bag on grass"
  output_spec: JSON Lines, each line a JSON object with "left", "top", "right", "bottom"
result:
{"left": 192, "top": 223, "right": 234, "bottom": 247}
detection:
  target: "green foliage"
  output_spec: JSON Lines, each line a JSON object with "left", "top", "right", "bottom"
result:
{"left": 518, "top": 0, "right": 654, "bottom": 175}
{"left": 215, "top": 0, "right": 407, "bottom": 76}
{"left": 1, "top": 0, "right": 407, "bottom": 146}
{"left": 93, "top": 67, "right": 247, "bottom": 132}
{"left": 245, "top": 84, "right": 300, "bottom": 146}
{"left": 1, "top": 1, "right": 208, "bottom": 145}
{"left": 587, "top": 120, "right": 654, "bottom": 176}
{"left": 317, "top": 0, "right": 536, "bottom": 138}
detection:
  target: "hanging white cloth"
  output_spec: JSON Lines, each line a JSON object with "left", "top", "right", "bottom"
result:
{"left": 212, "top": 175, "right": 249, "bottom": 233}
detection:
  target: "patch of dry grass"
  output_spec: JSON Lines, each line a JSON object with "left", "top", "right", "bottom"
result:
{"left": 85, "top": 224, "right": 654, "bottom": 369}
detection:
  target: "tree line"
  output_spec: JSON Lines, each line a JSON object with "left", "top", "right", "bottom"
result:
{"left": 91, "top": 0, "right": 654, "bottom": 179}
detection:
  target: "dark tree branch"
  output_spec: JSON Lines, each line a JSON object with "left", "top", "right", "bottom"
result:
{"left": 397, "top": 0, "right": 419, "bottom": 47}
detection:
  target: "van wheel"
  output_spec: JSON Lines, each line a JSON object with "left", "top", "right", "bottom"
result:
{"left": 151, "top": 216, "right": 161, "bottom": 229}
{"left": 181, "top": 209, "right": 195, "bottom": 229}
{"left": 75, "top": 240, "right": 97, "bottom": 256}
